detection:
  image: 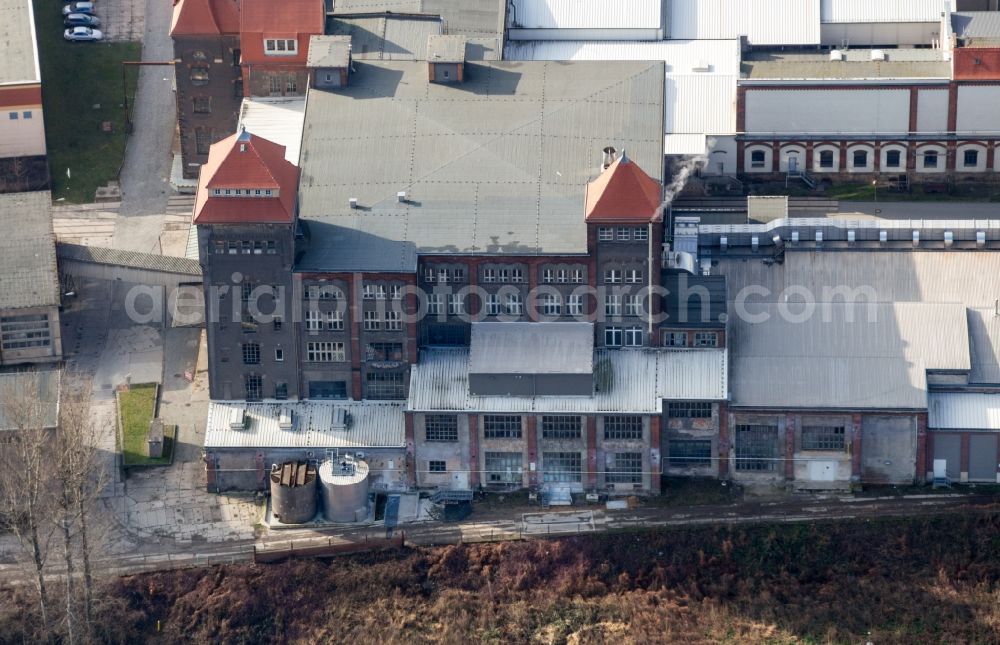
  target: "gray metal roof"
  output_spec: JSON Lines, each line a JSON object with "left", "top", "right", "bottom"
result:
{"left": 408, "top": 347, "right": 727, "bottom": 413}
{"left": 57, "top": 243, "right": 202, "bottom": 277}
{"left": 742, "top": 49, "right": 951, "bottom": 80}
{"left": 204, "top": 400, "right": 405, "bottom": 449}
{"left": 968, "top": 307, "right": 1000, "bottom": 385}
{"left": 0, "top": 369, "right": 60, "bottom": 430}
{"left": 427, "top": 34, "right": 466, "bottom": 62}
{"left": 929, "top": 392, "right": 1000, "bottom": 430}
{"left": 0, "top": 192, "right": 58, "bottom": 311}
{"left": 0, "top": 0, "right": 40, "bottom": 84}
{"left": 469, "top": 322, "right": 593, "bottom": 375}
{"left": 953, "top": 11, "right": 1000, "bottom": 39}
{"left": 297, "top": 60, "right": 664, "bottom": 269}
{"left": 307, "top": 35, "right": 352, "bottom": 68}
{"left": 327, "top": 14, "right": 442, "bottom": 61}
{"left": 660, "top": 271, "right": 726, "bottom": 328}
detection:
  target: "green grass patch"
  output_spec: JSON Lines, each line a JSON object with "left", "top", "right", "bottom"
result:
{"left": 118, "top": 383, "right": 173, "bottom": 466}
{"left": 32, "top": 0, "right": 141, "bottom": 202}
{"left": 824, "top": 182, "right": 1000, "bottom": 202}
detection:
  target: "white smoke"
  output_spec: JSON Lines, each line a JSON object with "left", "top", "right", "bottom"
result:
{"left": 662, "top": 153, "right": 708, "bottom": 207}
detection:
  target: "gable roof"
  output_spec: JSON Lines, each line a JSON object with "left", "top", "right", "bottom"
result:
{"left": 241, "top": 0, "right": 323, "bottom": 34}
{"left": 0, "top": 191, "right": 59, "bottom": 311}
{"left": 194, "top": 130, "right": 300, "bottom": 225}
{"left": 585, "top": 152, "right": 663, "bottom": 222}
{"left": 169, "top": 0, "right": 239, "bottom": 36}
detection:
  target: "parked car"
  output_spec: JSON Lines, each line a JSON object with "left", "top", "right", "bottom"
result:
{"left": 63, "top": 26, "right": 103, "bottom": 41}
{"left": 62, "top": 2, "right": 94, "bottom": 15}
{"left": 64, "top": 12, "right": 100, "bottom": 27}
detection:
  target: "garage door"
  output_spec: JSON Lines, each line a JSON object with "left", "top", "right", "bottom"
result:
{"left": 969, "top": 435, "right": 998, "bottom": 482}
{"left": 932, "top": 434, "right": 961, "bottom": 481}
{"left": 861, "top": 416, "right": 916, "bottom": 484}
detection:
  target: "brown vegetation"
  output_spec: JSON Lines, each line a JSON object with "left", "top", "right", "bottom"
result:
{"left": 3, "top": 514, "right": 1000, "bottom": 643}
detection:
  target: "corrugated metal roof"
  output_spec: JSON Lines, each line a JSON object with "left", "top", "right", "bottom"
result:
{"left": 508, "top": 0, "right": 663, "bottom": 30}
{"left": 0, "top": 370, "right": 60, "bottom": 430}
{"left": 204, "top": 400, "right": 405, "bottom": 449}
{"left": 297, "top": 60, "right": 664, "bottom": 268}
{"left": 968, "top": 307, "right": 1000, "bottom": 385}
{"left": 953, "top": 11, "right": 1000, "bottom": 39}
{"left": 821, "top": 0, "right": 948, "bottom": 24}
{"left": 742, "top": 49, "right": 950, "bottom": 80}
{"left": 408, "top": 347, "right": 727, "bottom": 413}
{"left": 238, "top": 97, "right": 305, "bottom": 165}
{"left": 327, "top": 14, "right": 442, "bottom": 61}
{"left": 504, "top": 39, "right": 739, "bottom": 137}
{"left": 330, "top": 0, "right": 503, "bottom": 43}
{"left": 470, "top": 322, "right": 593, "bottom": 375}
{"left": 307, "top": 35, "right": 352, "bottom": 68}
{"left": 0, "top": 191, "right": 58, "bottom": 310}
{"left": 929, "top": 392, "right": 1000, "bottom": 430}
{"left": 668, "top": 0, "right": 821, "bottom": 45}
{"left": 0, "top": 0, "right": 40, "bottom": 84}
{"left": 57, "top": 243, "right": 202, "bottom": 276}
{"left": 664, "top": 133, "right": 706, "bottom": 155}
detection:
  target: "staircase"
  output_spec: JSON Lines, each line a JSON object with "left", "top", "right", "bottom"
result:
{"left": 786, "top": 168, "right": 816, "bottom": 189}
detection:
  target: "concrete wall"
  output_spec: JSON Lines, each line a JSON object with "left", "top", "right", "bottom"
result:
{"left": 861, "top": 414, "right": 917, "bottom": 484}
{"left": 412, "top": 412, "right": 472, "bottom": 489}
{"left": 0, "top": 98, "right": 45, "bottom": 158}
{"left": 956, "top": 85, "right": 1000, "bottom": 133}
{"left": 819, "top": 22, "right": 939, "bottom": 47}
{"left": 915, "top": 88, "right": 948, "bottom": 133}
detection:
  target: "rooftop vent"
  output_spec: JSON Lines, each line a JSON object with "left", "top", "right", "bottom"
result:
{"left": 720, "top": 235, "right": 728, "bottom": 251}
{"left": 829, "top": 49, "right": 844, "bottom": 61}
{"left": 397, "top": 191, "right": 407, "bottom": 203}
{"left": 912, "top": 230, "right": 920, "bottom": 246}
{"left": 349, "top": 197, "right": 358, "bottom": 209}
{"left": 751, "top": 235, "right": 759, "bottom": 251}
{"left": 871, "top": 49, "right": 886, "bottom": 61}
{"left": 602, "top": 146, "right": 617, "bottom": 169}
{"left": 791, "top": 230, "right": 799, "bottom": 244}
{"left": 228, "top": 408, "right": 247, "bottom": 431}
{"left": 879, "top": 230, "right": 888, "bottom": 244}
{"left": 691, "top": 60, "right": 711, "bottom": 72}
{"left": 977, "top": 231, "right": 986, "bottom": 247}
{"left": 944, "top": 231, "right": 954, "bottom": 247}
{"left": 847, "top": 230, "right": 856, "bottom": 244}
{"left": 278, "top": 408, "right": 294, "bottom": 431}
{"left": 815, "top": 230, "right": 823, "bottom": 244}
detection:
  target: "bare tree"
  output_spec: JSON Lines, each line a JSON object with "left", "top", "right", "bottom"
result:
{"left": 0, "top": 375, "right": 57, "bottom": 636}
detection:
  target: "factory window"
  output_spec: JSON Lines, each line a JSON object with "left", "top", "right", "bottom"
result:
{"left": 485, "top": 452, "right": 522, "bottom": 484}
{"left": 964, "top": 150, "right": 979, "bottom": 168}
{"left": 389, "top": 284, "right": 404, "bottom": 300}
{"left": 504, "top": 293, "right": 522, "bottom": 316}
{"left": 240, "top": 282, "right": 258, "bottom": 332}
{"left": 923, "top": 151, "right": 939, "bottom": 168}
{"left": 735, "top": 424, "right": 779, "bottom": 472}
{"left": 542, "top": 452, "right": 582, "bottom": 483}
{"left": 264, "top": 38, "right": 297, "bottom": 55}
{"left": 604, "top": 326, "right": 622, "bottom": 347}
{"left": 571, "top": 269, "right": 584, "bottom": 283}
{"left": 624, "top": 269, "right": 643, "bottom": 284}
{"left": 604, "top": 416, "right": 642, "bottom": 440}
{"left": 605, "top": 452, "right": 642, "bottom": 484}
{"left": 0, "top": 314, "right": 50, "bottom": 349}
{"left": 885, "top": 150, "right": 902, "bottom": 168}
{"left": 819, "top": 150, "right": 834, "bottom": 169}
{"left": 8, "top": 112, "right": 17, "bottom": 120}
{"left": 604, "top": 269, "right": 622, "bottom": 284}
{"left": 241, "top": 342, "right": 260, "bottom": 364}
{"left": 274, "top": 348, "right": 284, "bottom": 362}
{"left": 269, "top": 75, "right": 282, "bottom": 95}
{"left": 447, "top": 294, "right": 463, "bottom": 316}
{"left": 327, "top": 311, "right": 344, "bottom": 330}
{"left": 365, "top": 371, "right": 405, "bottom": 399}
{"left": 286, "top": 75, "right": 297, "bottom": 94}
{"left": 667, "top": 401, "right": 713, "bottom": 418}
{"left": 567, "top": 294, "right": 583, "bottom": 316}
{"left": 385, "top": 311, "right": 402, "bottom": 330}
{"left": 244, "top": 373, "right": 262, "bottom": 401}
{"left": 801, "top": 425, "right": 846, "bottom": 451}
{"left": 485, "top": 294, "right": 501, "bottom": 316}
{"left": 852, "top": 150, "right": 868, "bottom": 168}
{"left": 195, "top": 128, "right": 212, "bottom": 155}
{"left": 308, "top": 381, "right": 347, "bottom": 399}
{"left": 694, "top": 332, "right": 717, "bottom": 347}
{"left": 662, "top": 331, "right": 688, "bottom": 347}
{"left": 304, "top": 310, "right": 322, "bottom": 331}
{"left": 482, "top": 268, "right": 496, "bottom": 283}
{"left": 305, "top": 284, "right": 341, "bottom": 300}
{"left": 483, "top": 415, "right": 522, "bottom": 439}
{"left": 428, "top": 460, "right": 446, "bottom": 474}
{"left": 750, "top": 150, "right": 766, "bottom": 168}
{"left": 624, "top": 295, "right": 642, "bottom": 317}
{"left": 424, "top": 267, "right": 437, "bottom": 283}
{"left": 305, "top": 341, "right": 345, "bottom": 362}
{"left": 497, "top": 268, "right": 509, "bottom": 282}
{"left": 425, "top": 415, "right": 458, "bottom": 442}
{"left": 273, "top": 317, "right": 283, "bottom": 331}
{"left": 366, "top": 342, "right": 403, "bottom": 362}
{"left": 510, "top": 268, "right": 524, "bottom": 283}
{"left": 192, "top": 96, "right": 211, "bottom": 114}
{"left": 624, "top": 326, "right": 643, "bottom": 347}
{"left": 616, "top": 227, "right": 630, "bottom": 241}
{"left": 540, "top": 293, "right": 561, "bottom": 316}
{"left": 426, "top": 293, "right": 444, "bottom": 316}
{"left": 633, "top": 227, "right": 648, "bottom": 241}
{"left": 542, "top": 269, "right": 554, "bottom": 283}
{"left": 363, "top": 284, "right": 386, "bottom": 300}
{"left": 604, "top": 294, "right": 621, "bottom": 317}
{"left": 363, "top": 310, "right": 381, "bottom": 331}
{"left": 668, "top": 440, "right": 712, "bottom": 467}
{"left": 274, "top": 382, "right": 288, "bottom": 400}
{"left": 541, "top": 416, "right": 581, "bottom": 440}
{"left": 598, "top": 227, "right": 614, "bottom": 241}
{"left": 190, "top": 65, "right": 209, "bottom": 85}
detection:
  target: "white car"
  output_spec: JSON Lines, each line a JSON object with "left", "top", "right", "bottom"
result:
{"left": 63, "top": 2, "right": 94, "bottom": 15}
{"left": 64, "top": 26, "right": 103, "bottom": 41}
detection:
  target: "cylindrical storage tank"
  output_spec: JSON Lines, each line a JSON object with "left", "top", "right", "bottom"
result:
{"left": 319, "top": 458, "right": 370, "bottom": 522}
{"left": 269, "top": 461, "right": 317, "bottom": 524}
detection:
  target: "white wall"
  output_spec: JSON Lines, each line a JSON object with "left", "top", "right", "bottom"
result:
{"left": 813, "top": 144, "right": 840, "bottom": 172}
{"left": 744, "top": 89, "right": 910, "bottom": 134}
{"left": 957, "top": 86, "right": 1000, "bottom": 134}
{"left": 956, "top": 143, "right": 988, "bottom": 172}
{"left": 880, "top": 144, "right": 908, "bottom": 171}
{"left": 0, "top": 106, "right": 45, "bottom": 158}
{"left": 820, "top": 22, "right": 941, "bottom": 46}
{"left": 915, "top": 144, "right": 947, "bottom": 173}
{"left": 916, "top": 89, "right": 948, "bottom": 133}
{"left": 668, "top": 0, "right": 821, "bottom": 45}
{"left": 707, "top": 135, "right": 737, "bottom": 175}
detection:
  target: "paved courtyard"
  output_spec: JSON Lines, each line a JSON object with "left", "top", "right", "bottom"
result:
{"left": 100, "top": 0, "right": 145, "bottom": 42}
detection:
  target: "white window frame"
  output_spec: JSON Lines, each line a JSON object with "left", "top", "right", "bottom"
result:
{"left": 264, "top": 38, "right": 298, "bottom": 56}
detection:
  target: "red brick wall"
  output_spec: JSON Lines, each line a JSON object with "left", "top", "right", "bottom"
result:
{"left": 954, "top": 48, "right": 1000, "bottom": 80}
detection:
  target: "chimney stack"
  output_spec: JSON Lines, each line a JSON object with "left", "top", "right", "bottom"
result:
{"left": 602, "top": 146, "right": 617, "bottom": 170}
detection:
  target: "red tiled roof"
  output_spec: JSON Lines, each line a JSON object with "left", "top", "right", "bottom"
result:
{"left": 194, "top": 131, "right": 300, "bottom": 225}
{"left": 240, "top": 0, "right": 323, "bottom": 34}
{"left": 170, "top": 0, "right": 239, "bottom": 36}
{"left": 584, "top": 153, "right": 663, "bottom": 223}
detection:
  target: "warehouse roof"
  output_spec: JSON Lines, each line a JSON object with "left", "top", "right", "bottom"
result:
{"left": 968, "top": 307, "right": 1000, "bottom": 385}
{"left": 296, "top": 60, "right": 664, "bottom": 269}
{"left": 0, "top": 0, "right": 40, "bottom": 85}
{"left": 0, "top": 370, "right": 60, "bottom": 431}
{"left": 821, "top": 0, "right": 948, "bottom": 24}
{"left": 667, "top": 0, "right": 820, "bottom": 45}
{"left": 953, "top": 11, "right": 1000, "bottom": 40}
{"left": 507, "top": 0, "right": 663, "bottom": 31}
{"left": 307, "top": 35, "right": 352, "bottom": 68}
{"left": 326, "top": 14, "right": 443, "bottom": 61}
{"left": 929, "top": 392, "right": 1000, "bottom": 430}
{"left": 660, "top": 271, "right": 726, "bottom": 328}
{"left": 57, "top": 243, "right": 202, "bottom": 276}
{"left": 0, "top": 192, "right": 58, "bottom": 311}
{"left": 742, "top": 50, "right": 951, "bottom": 80}
{"left": 204, "top": 400, "right": 405, "bottom": 449}
{"left": 469, "top": 322, "right": 593, "bottom": 375}
{"left": 237, "top": 97, "right": 305, "bottom": 165}
{"left": 409, "top": 347, "right": 728, "bottom": 413}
